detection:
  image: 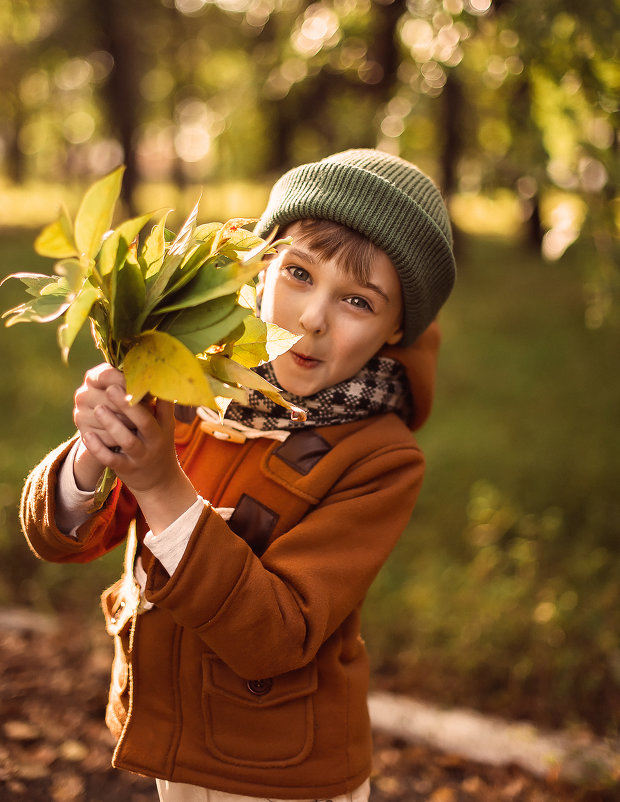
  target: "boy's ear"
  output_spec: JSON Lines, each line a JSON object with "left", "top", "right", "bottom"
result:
{"left": 386, "top": 327, "right": 404, "bottom": 346}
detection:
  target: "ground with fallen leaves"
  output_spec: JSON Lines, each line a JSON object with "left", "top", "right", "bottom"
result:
{"left": 0, "top": 614, "right": 615, "bottom": 802}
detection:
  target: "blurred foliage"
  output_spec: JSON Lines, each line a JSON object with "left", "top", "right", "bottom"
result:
{"left": 0, "top": 0, "right": 618, "bottom": 319}
{"left": 364, "top": 234, "right": 620, "bottom": 736}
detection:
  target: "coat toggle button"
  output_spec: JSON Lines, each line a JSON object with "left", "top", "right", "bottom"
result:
{"left": 246, "top": 678, "right": 273, "bottom": 695}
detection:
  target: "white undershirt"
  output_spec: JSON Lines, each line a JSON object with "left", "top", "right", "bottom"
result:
{"left": 55, "top": 440, "right": 205, "bottom": 576}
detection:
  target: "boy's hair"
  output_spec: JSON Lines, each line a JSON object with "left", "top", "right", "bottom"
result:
{"left": 288, "top": 219, "right": 379, "bottom": 286}
{"left": 255, "top": 149, "right": 456, "bottom": 345}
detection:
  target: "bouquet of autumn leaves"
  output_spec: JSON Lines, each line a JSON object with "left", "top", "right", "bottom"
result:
{"left": 2, "top": 167, "right": 304, "bottom": 506}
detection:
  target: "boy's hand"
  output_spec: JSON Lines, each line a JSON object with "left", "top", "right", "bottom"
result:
{"left": 77, "top": 371, "right": 198, "bottom": 534}
{"left": 72, "top": 364, "right": 131, "bottom": 491}
{"left": 74, "top": 364, "right": 131, "bottom": 450}
{"left": 83, "top": 385, "right": 176, "bottom": 494}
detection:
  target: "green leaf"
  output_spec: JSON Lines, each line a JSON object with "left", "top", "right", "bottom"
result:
{"left": 99, "top": 212, "right": 153, "bottom": 276}
{"left": 2, "top": 292, "right": 71, "bottom": 326}
{"left": 205, "top": 374, "right": 249, "bottom": 406}
{"left": 169, "top": 196, "right": 201, "bottom": 257}
{"left": 112, "top": 259, "right": 146, "bottom": 341}
{"left": 162, "top": 294, "right": 237, "bottom": 336}
{"left": 144, "top": 197, "right": 202, "bottom": 307}
{"left": 88, "top": 300, "right": 112, "bottom": 362}
{"left": 34, "top": 205, "right": 77, "bottom": 258}
{"left": 211, "top": 218, "right": 257, "bottom": 253}
{"left": 54, "top": 259, "right": 87, "bottom": 293}
{"left": 207, "top": 355, "right": 306, "bottom": 420}
{"left": 238, "top": 234, "right": 291, "bottom": 267}
{"left": 105, "top": 236, "right": 128, "bottom": 327}
{"left": 40, "top": 276, "right": 72, "bottom": 295}
{"left": 142, "top": 209, "right": 173, "bottom": 278}
{"left": 0, "top": 272, "right": 59, "bottom": 297}
{"left": 156, "top": 261, "right": 261, "bottom": 314}
{"left": 217, "top": 231, "right": 265, "bottom": 261}
{"left": 74, "top": 166, "right": 125, "bottom": 260}
{"left": 93, "top": 467, "right": 117, "bottom": 511}
{"left": 194, "top": 222, "right": 222, "bottom": 247}
{"left": 162, "top": 241, "right": 213, "bottom": 299}
{"left": 123, "top": 330, "right": 216, "bottom": 408}
{"left": 58, "top": 283, "right": 100, "bottom": 362}
{"left": 172, "top": 304, "right": 250, "bottom": 355}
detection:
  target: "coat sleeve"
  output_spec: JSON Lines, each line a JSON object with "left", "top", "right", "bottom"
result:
{"left": 144, "top": 440, "right": 424, "bottom": 679}
{"left": 20, "top": 436, "right": 138, "bottom": 564}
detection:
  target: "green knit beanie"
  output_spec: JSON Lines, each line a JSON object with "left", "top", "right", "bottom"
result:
{"left": 255, "top": 149, "right": 456, "bottom": 345}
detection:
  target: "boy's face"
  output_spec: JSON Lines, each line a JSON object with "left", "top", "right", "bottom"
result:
{"left": 260, "top": 222, "right": 404, "bottom": 398}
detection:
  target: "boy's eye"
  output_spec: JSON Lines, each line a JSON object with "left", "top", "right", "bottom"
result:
{"left": 286, "top": 265, "right": 311, "bottom": 282}
{"left": 346, "top": 296, "right": 372, "bottom": 311}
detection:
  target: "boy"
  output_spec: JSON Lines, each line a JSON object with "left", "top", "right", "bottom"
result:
{"left": 20, "top": 149, "right": 456, "bottom": 801}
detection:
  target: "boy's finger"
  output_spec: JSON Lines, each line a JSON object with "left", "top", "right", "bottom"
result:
{"left": 105, "top": 385, "right": 158, "bottom": 435}
{"left": 93, "top": 405, "right": 141, "bottom": 454}
{"left": 82, "top": 431, "right": 124, "bottom": 469}
{"left": 85, "top": 363, "right": 126, "bottom": 391}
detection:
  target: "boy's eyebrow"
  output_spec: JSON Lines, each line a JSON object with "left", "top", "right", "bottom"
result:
{"left": 361, "top": 281, "right": 390, "bottom": 302}
{"left": 281, "top": 246, "right": 318, "bottom": 264}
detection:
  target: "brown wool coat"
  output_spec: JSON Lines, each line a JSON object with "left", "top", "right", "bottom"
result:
{"left": 20, "top": 324, "right": 440, "bottom": 800}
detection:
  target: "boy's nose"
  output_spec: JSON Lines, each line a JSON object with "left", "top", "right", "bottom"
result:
{"left": 298, "top": 301, "right": 327, "bottom": 335}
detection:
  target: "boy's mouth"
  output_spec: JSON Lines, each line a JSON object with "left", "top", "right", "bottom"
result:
{"left": 290, "top": 351, "right": 321, "bottom": 369}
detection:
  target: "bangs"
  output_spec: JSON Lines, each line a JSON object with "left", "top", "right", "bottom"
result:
{"left": 291, "top": 219, "right": 382, "bottom": 285}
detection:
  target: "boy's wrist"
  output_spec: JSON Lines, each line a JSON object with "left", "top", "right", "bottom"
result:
{"left": 132, "top": 468, "right": 199, "bottom": 536}
{"left": 73, "top": 440, "right": 106, "bottom": 492}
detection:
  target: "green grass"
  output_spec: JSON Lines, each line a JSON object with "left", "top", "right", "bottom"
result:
{"left": 364, "top": 235, "right": 620, "bottom": 734}
{"left": 0, "top": 230, "right": 124, "bottom": 613}
{"left": 1, "top": 227, "right": 619, "bottom": 733}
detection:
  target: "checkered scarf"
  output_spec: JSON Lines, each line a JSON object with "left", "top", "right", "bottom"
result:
{"left": 225, "top": 356, "right": 412, "bottom": 431}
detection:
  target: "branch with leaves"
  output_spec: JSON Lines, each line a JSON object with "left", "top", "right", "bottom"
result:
{"left": 2, "top": 167, "right": 304, "bottom": 505}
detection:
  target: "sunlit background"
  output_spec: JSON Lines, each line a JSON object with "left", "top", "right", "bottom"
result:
{"left": 0, "top": 0, "right": 619, "bottom": 744}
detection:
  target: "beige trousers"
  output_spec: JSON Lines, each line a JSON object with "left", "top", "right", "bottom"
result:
{"left": 155, "top": 777, "right": 371, "bottom": 802}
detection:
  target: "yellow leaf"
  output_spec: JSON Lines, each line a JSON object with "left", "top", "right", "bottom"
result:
{"left": 34, "top": 205, "right": 77, "bottom": 258}
{"left": 123, "top": 331, "right": 216, "bottom": 408}
{"left": 238, "top": 283, "right": 257, "bottom": 311}
{"left": 263, "top": 321, "right": 301, "bottom": 361}
{"left": 231, "top": 316, "right": 269, "bottom": 368}
{"left": 74, "top": 166, "right": 125, "bottom": 260}
{"left": 211, "top": 217, "right": 257, "bottom": 253}
{"left": 208, "top": 355, "right": 306, "bottom": 420}
{"left": 238, "top": 233, "right": 291, "bottom": 267}
{"left": 231, "top": 317, "right": 300, "bottom": 368}
{"left": 142, "top": 209, "right": 173, "bottom": 278}
{"left": 58, "top": 284, "right": 100, "bottom": 362}
{"left": 99, "top": 212, "right": 154, "bottom": 276}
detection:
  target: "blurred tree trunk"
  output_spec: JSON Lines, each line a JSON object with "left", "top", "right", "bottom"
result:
{"left": 367, "top": 0, "right": 406, "bottom": 104}
{"left": 5, "top": 104, "right": 26, "bottom": 185}
{"left": 89, "top": 0, "right": 142, "bottom": 212}
{"left": 439, "top": 71, "right": 464, "bottom": 198}
{"left": 439, "top": 71, "right": 465, "bottom": 256}
{"left": 512, "top": 80, "right": 545, "bottom": 250}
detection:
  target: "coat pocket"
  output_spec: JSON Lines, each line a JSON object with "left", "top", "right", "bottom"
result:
{"left": 202, "top": 656, "right": 317, "bottom": 768}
